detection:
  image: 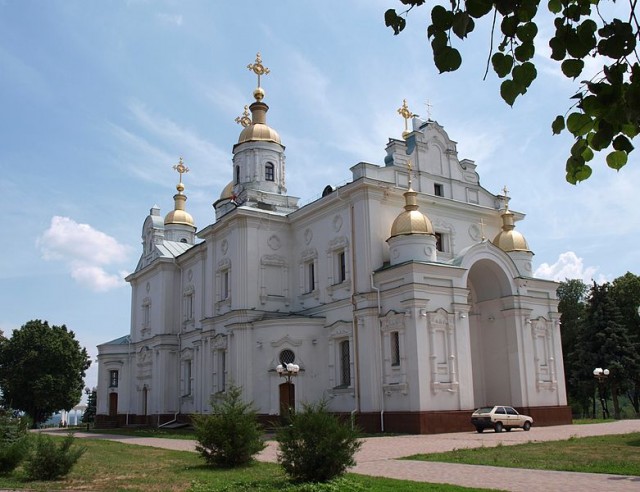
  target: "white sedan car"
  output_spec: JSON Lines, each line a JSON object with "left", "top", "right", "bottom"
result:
{"left": 471, "top": 405, "right": 533, "bottom": 433}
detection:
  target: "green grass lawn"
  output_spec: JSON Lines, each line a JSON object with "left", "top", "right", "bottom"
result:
{"left": 0, "top": 437, "right": 490, "bottom": 492}
{"left": 405, "top": 432, "right": 640, "bottom": 476}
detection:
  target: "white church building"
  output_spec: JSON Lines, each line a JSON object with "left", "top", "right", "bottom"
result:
{"left": 96, "top": 54, "right": 570, "bottom": 433}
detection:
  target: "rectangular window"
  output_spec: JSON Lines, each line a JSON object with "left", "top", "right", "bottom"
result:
{"left": 306, "top": 261, "right": 315, "bottom": 293}
{"left": 265, "top": 162, "right": 275, "bottom": 181}
{"left": 184, "top": 360, "right": 192, "bottom": 396}
{"left": 185, "top": 294, "right": 194, "bottom": 321}
{"left": 336, "top": 251, "right": 346, "bottom": 284}
{"left": 143, "top": 304, "right": 150, "bottom": 327}
{"left": 109, "top": 370, "right": 119, "bottom": 388}
{"left": 391, "top": 331, "right": 400, "bottom": 367}
{"left": 340, "top": 340, "right": 351, "bottom": 387}
{"left": 217, "top": 351, "right": 226, "bottom": 392}
{"left": 222, "top": 271, "right": 230, "bottom": 300}
{"left": 434, "top": 183, "right": 444, "bottom": 196}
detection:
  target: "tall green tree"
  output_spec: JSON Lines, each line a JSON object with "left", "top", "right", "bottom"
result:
{"left": 384, "top": 0, "right": 639, "bottom": 183}
{"left": 556, "top": 279, "right": 590, "bottom": 415}
{"left": 610, "top": 272, "right": 640, "bottom": 414}
{"left": 576, "top": 283, "right": 640, "bottom": 419}
{"left": 0, "top": 320, "right": 91, "bottom": 427}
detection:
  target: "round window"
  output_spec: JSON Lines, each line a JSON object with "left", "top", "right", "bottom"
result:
{"left": 279, "top": 349, "right": 295, "bottom": 365}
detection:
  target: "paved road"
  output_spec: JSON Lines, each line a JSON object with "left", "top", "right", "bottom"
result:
{"left": 57, "top": 420, "right": 640, "bottom": 491}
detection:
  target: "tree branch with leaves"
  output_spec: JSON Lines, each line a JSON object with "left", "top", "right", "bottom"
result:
{"left": 385, "top": 0, "right": 639, "bottom": 184}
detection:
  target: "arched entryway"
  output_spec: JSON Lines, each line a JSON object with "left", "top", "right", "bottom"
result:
{"left": 467, "top": 259, "right": 517, "bottom": 407}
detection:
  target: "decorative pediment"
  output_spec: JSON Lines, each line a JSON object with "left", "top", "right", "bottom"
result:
{"left": 326, "top": 320, "right": 353, "bottom": 339}
{"left": 380, "top": 311, "right": 405, "bottom": 333}
{"left": 212, "top": 334, "right": 227, "bottom": 350}
{"left": 300, "top": 247, "right": 317, "bottom": 262}
{"left": 270, "top": 334, "right": 304, "bottom": 347}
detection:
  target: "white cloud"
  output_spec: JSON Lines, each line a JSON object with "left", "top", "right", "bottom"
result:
{"left": 156, "top": 13, "right": 183, "bottom": 27}
{"left": 37, "top": 216, "right": 131, "bottom": 292}
{"left": 534, "top": 251, "right": 607, "bottom": 284}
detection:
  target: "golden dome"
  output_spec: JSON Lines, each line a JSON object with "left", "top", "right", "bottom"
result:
{"left": 492, "top": 209, "right": 530, "bottom": 252}
{"left": 236, "top": 100, "right": 281, "bottom": 145}
{"left": 164, "top": 189, "right": 195, "bottom": 227}
{"left": 164, "top": 208, "right": 195, "bottom": 227}
{"left": 389, "top": 189, "right": 434, "bottom": 237}
{"left": 220, "top": 181, "right": 234, "bottom": 200}
{"left": 237, "top": 123, "right": 281, "bottom": 144}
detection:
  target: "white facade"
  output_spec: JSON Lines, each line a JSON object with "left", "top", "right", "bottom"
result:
{"left": 97, "top": 69, "right": 569, "bottom": 433}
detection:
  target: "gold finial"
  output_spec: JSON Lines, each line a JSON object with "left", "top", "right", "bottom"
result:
{"left": 248, "top": 52, "right": 270, "bottom": 101}
{"left": 479, "top": 218, "right": 486, "bottom": 242}
{"left": 397, "top": 99, "right": 417, "bottom": 139}
{"left": 425, "top": 100, "right": 433, "bottom": 120}
{"left": 235, "top": 105, "right": 251, "bottom": 127}
{"left": 173, "top": 157, "right": 189, "bottom": 193}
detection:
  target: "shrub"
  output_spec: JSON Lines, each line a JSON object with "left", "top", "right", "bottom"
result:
{"left": 276, "top": 401, "right": 362, "bottom": 483}
{"left": 24, "top": 433, "right": 86, "bottom": 480}
{"left": 0, "top": 409, "right": 30, "bottom": 475}
{"left": 193, "top": 385, "right": 265, "bottom": 467}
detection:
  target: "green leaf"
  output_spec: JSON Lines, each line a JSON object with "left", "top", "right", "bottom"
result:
{"left": 582, "top": 146, "right": 594, "bottom": 162}
{"left": 516, "top": 22, "right": 538, "bottom": 43}
{"left": 514, "top": 42, "right": 535, "bottom": 62}
{"left": 566, "top": 112, "right": 594, "bottom": 136}
{"left": 512, "top": 61, "right": 537, "bottom": 89}
{"left": 501, "top": 15, "right": 519, "bottom": 37}
{"left": 492, "top": 52, "right": 514, "bottom": 78}
{"left": 612, "top": 135, "right": 634, "bottom": 152}
{"left": 570, "top": 138, "right": 588, "bottom": 157}
{"left": 565, "top": 156, "right": 592, "bottom": 184}
{"left": 431, "top": 5, "right": 453, "bottom": 30}
{"left": 548, "top": 0, "right": 562, "bottom": 14}
{"left": 452, "top": 11, "right": 473, "bottom": 39}
{"left": 434, "top": 46, "right": 462, "bottom": 73}
{"left": 467, "top": 0, "right": 494, "bottom": 18}
{"left": 500, "top": 79, "right": 520, "bottom": 106}
{"left": 384, "top": 9, "right": 406, "bottom": 35}
{"left": 561, "top": 59, "right": 584, "bottom": 78}
{"left": 606, "top": 150, "right": 628, "bottom": 170}
{"left": 580, "top": 95, "right": 603, "bottom": 117}
{"left": 552, "top": 115, "right": 565, "bottom": 134}
{"left": 549, "top": 36, "right": 567, "bottom": 61}
{"left": 431, "top": 31, "right": 448, "bottom": 51}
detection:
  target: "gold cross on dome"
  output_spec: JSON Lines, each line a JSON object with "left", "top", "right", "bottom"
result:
{"left": 247, "top": 52, "right": 270, "bottom": 88}
{"left": 397, "top": 99, "right": 417, "bottom": 138}
{"left": 235, "top": 105, "right": 251, "bottom": 127}
{"left": 173, "top": 157, "right": 189, "bottom": 184}
{"left": 502, "top": 185, "right": 511, "bottom": 211}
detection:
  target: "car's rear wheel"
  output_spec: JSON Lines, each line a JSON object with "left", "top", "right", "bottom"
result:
{"left": 523, "top": 421, "right": 531, "bottom": 431}
{"left": 494, "top": 422, "right": 503, "bottom": 433}
{"left": 476, "top": 427, "right": 484, "bottom": 433}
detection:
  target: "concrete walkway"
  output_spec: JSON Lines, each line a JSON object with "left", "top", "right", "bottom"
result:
{"left": 59, "top": 420, "right": 640, "bottom": 491}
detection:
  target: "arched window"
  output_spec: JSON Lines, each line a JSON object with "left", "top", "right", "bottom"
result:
{"left": 265, "top": 162, "right": 275, "bottom": 181}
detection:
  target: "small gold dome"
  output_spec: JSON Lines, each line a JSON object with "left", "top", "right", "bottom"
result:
{"left": 237, "top": 123, "right": 281, "bottom": 144}
{"left": 492, "top": 210, "right": 530, "bottom": 252}
{"left": 220, "top": 181, "right": 234, "bottom": 200}
{"left": 389, "top": 189, "right": 434, "bottom": 237}
{"left": 164, "top": 193, "right": 195, "bottom": 227}
{"left": 164, "top": 209, "right": 195, "bottom": 227}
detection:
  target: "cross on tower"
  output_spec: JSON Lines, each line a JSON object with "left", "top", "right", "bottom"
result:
{"left": 425, "top": 99, "right": 433, "bottom": 120}
{"left": 397, "top": 99, "right": 417, "bottom": 139}
{"left": 235, "top": 105, "right": 251, "bottom": 127}
{"left": 173, "top": 157, "right": 189, "bottom": 184}
{"left": 247, "top": 52, "right": 270, "bottom": 88}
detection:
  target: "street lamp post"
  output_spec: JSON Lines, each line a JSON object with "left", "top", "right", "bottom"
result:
{"left": 593, "top": 367, "right": 610, "bottom": 419}
{"left": 276, "top": 363, "right": 300, "bottom": 417}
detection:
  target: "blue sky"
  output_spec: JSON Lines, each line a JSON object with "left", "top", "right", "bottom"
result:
{"left": 1, "top": 1, "right": 638, "bottom": 392}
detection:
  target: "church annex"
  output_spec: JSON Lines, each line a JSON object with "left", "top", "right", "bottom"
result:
{"left": 96, "top": 54, "right": 571, "bottom": 433}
